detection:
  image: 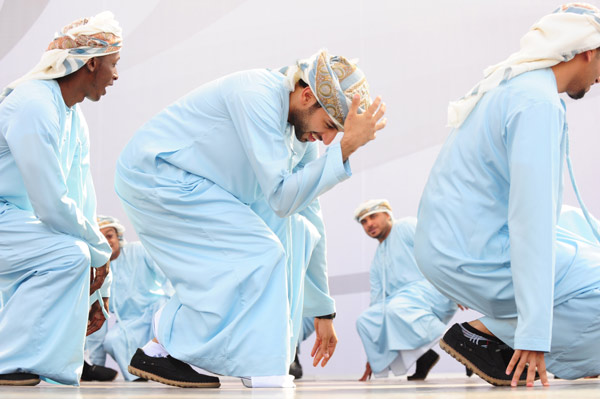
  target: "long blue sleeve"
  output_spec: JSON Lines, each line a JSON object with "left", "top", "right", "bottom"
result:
{"left": 299, "top": 199, "right": 336, "bottom": 317}
{"left": 4, "top": 88, "right": 110, "bottom": 267}
{"left": 227, "top": 87, "right": 351, "bottom": 217}
{"left": 506, "top": 101, "right": 564, "bottom": 351}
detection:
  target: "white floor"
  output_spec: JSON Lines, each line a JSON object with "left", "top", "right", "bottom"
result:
{"left": 1, "top": 374, "right": 598, "bottom": 399}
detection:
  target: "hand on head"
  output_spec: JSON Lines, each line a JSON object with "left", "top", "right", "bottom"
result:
{"left": 340, "top": 94, "right": 387, "bottom": 161}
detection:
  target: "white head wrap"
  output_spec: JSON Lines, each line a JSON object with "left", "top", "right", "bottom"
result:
{"left": 354, "top": 199, "right": 393, "bottom": 223}
{"left": 448, "top": 3, "right": 600, "bottom": 128}
{"left": 281, "top": 49, "right": 371, "bottom": 130}
{"left": 0, "top": 11, "right": 122, "bottom": 103}
{"left": 98, "top": 215, "right": 126, "bottom": 246}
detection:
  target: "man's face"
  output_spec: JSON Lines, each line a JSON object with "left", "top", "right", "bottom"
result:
{"left": 101, "top": 227, "right": 121, "bottom": 261}
{"left": 360, "top": 212, "right": 392, "bottom": 241}
{"left": 567, "top": 49, "right": 600, "bottom": 100}
{"left": 86, "top": 52, "right": 120, "bottom": 102}
{"left": 289, "top": 101, "right": 340, "bottom": 145}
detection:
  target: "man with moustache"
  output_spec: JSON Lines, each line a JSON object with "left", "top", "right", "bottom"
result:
{"left": 115, "top": 50, "right": 386, "bottom": 388}
{"left": 0, "top": 11, "right": 121, "bottom": 386}
{"left": 354, "top": 200, "right": 456, "bottom": 381}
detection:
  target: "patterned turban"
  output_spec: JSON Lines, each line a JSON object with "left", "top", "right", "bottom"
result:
{"left": 98, "top": 215, "right": 126, "bottom": 245}
{"left": 0, "top": 11, "right": 122, "bottom": 103}
{"left": 448, "top": 3, "right": 600, "bottom": 128}
{"left": 282, "top": 49, "right": 371, "bottom": 130}
{"left": 354, "top": 199, "right": 393, "bottom": 223}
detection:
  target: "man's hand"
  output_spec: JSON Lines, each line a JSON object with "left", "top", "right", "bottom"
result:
{"left": 457, "top": 304, "right": 469, "bottom": 311}
{"left": 506, "top": 349, "right": 549, "bottom": 387}
{"left": 311, "top": 318, "right": 338, "bottom": 367}
{"left": 359, "top": 362, "right": 372, "bottom": 381}
{"left": 87, "top": 300, "right": 106, "bottom": 336}
{"left": 340, "top": 94, "right": 387, "bottom": 161}
{"left": 90, "top": 261, "right": 110, "bottom": 295}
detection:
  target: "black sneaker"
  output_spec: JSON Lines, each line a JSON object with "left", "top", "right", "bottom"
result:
{"left": 407, "top": 349, "right": 439, "bottom": 381}
{"left": 81, "top": 361, "right": 118, "bottom": 382}
{"left": 289, "top": 352, "right": 303, "bottom": 380}
{"left": 128, "top": 348, "right": 220, "bottom": 388}
{"left": 0, "top": 372, "right": 40, "bottom": 386}
{"left": 440, "top": 323, "right": 531, "bottom": 386}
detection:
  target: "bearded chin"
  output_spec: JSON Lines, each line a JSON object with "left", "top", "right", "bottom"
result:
{"left": 568, "top": 89, "right": 586, "bottom": 100}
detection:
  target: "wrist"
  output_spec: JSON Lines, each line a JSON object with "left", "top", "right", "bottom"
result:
{"left": 316, "top": 312, "right": 336, "bottom": 320}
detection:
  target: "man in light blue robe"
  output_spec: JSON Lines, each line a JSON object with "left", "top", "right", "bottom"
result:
{"left": 415, "top": 4, "right": 600, "bottom": 388}
{"left": 116, "top": 50, "right": 387, "bottom": 388}
{"left": 0, "top": 12, "right": 121, "bottom": 386}
{"left": 85, "top": 216, "right": 174, "bottom": 381}
{"left": 354, "top": 200, "right": 456, "bottom": 381}
{"left": 559, "top": 205, "right": 600, "bottom": 244}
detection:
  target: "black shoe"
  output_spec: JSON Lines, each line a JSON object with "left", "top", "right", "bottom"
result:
{"left": 407, "top": 349, "right": 440, "bottom": 381}
{"left": 81, "top": 361, "right": 118, "bottom": 382}
{"left": 0, "top": 372, "right": 40, "bottom": 386}
{"left": 440, "top": 323, "right": 531, "bottom": 386}
{"left": 466, "top": 366, "right": 473, "bottom": 377}
{"left": 289, "top": 352, "right": 303, "bottom": 380}
{"left": 132, "top": 377, "right": 148, "bottom": 382}
{"left": 128, "top": 348, "right": 220, "bottom": 388}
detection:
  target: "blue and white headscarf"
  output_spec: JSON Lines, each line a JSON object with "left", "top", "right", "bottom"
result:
{"left": 282, "top": 49, "right": 371, "bottom": 130}
{"left": 354, "top": 199, "right": 393, "bottom": 223}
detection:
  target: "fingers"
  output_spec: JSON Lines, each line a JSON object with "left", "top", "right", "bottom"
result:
{"left": 90, "top": 262, "right": 109, "bottom": 295}
{"left": 526, "top": 355, "right": 536, "bottom": 387}
{"left": 538, "top": 354, "right": 549, "bottom": 387}
{"left": 86, "top": 307, "right": 106, "bottom": 335}
{"left": 87, "top": 318, "right": 102, "bottom": 336}
{"left": 347, "top": 94, "right": 361, "bottom": 118}
{"left": 372, "top": 100, "right": 386, "bottom": 121}
{"left": 506, "top": 349, "right": 520, "bottom": 384}
{"left": 319, "top": 340, "right": 332, "bottom": 367}
{"left": 311, "top": 337, "right": 321, "bottom": 362}
{"left": 511, "top": 354, "right": 528, "bottom": 387}
{"left": 374, "top": 118, "right": 387, "bottom": 132}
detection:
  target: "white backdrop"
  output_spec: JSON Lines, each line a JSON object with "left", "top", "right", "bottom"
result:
{"left": 2, "top": 0, "right": 600, "bottom": 377}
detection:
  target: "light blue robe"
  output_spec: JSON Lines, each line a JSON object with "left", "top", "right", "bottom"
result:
{"left": 115, "top": 69, "right": 349, "bottom": 377}
{"left": 356, "top": 218, "right": 456, "bottom": 375}
{"left": 85, "top": 242, "right": 173, "bottom": 380}
{"left": 558, "top": 205, "right": 600, "bottom": 244}
{"left": 0, "top": 80, "right": 111, "bottom": 385}
{"left": 415, "top": 68, "right": 600, "bottom": 379}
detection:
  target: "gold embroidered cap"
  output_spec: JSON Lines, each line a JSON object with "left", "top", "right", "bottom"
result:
{"left": 297, "top": 49, "right": 371, "bottom": 130}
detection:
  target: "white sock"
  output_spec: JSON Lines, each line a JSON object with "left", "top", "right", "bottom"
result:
{"left": 142, "top": 340, "right": 169, "bottom": 358}
{"left": 241, "top": 375, "right": 296, "bottom": 388}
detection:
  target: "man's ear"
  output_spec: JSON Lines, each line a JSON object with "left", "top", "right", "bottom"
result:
{"left": 581, "top": 49, "right": 595, "bottom": 63}
{"left": 85, "top": 57, "right": 98, "bottom": 72}
{"left": 301, "top": 85, "right": 317, "bottom": 107}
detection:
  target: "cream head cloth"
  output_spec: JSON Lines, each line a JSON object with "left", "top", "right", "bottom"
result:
{"left": 448, "top": 3, "right": 600, "bottom": 128}
{"left": 354, "top": 199, "right": 393, "bottom": 223}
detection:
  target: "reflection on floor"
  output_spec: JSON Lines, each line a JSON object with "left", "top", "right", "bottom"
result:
{"left": 0, "top": 374, "right": 598, "bottom": 399}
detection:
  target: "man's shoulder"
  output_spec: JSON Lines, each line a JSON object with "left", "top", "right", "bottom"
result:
{"left": 12, "top": 80, "right": 58, "bottom": 101}
{"left": 391, "top": 217, "right": 417, "bottom": 236}
{"left": 4, "top": 80, "right": 61, "bottom": 113}
{"left": 505, "top": 69, "right": 561, "bottom": 105}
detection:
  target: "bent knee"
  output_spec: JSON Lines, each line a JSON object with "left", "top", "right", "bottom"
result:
{"left": 61, "top": 239, "right": 92, "bottom": 270}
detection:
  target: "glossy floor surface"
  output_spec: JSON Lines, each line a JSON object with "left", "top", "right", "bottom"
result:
{"left": 1, "top": 374, "right": 598, "bottom": 399}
